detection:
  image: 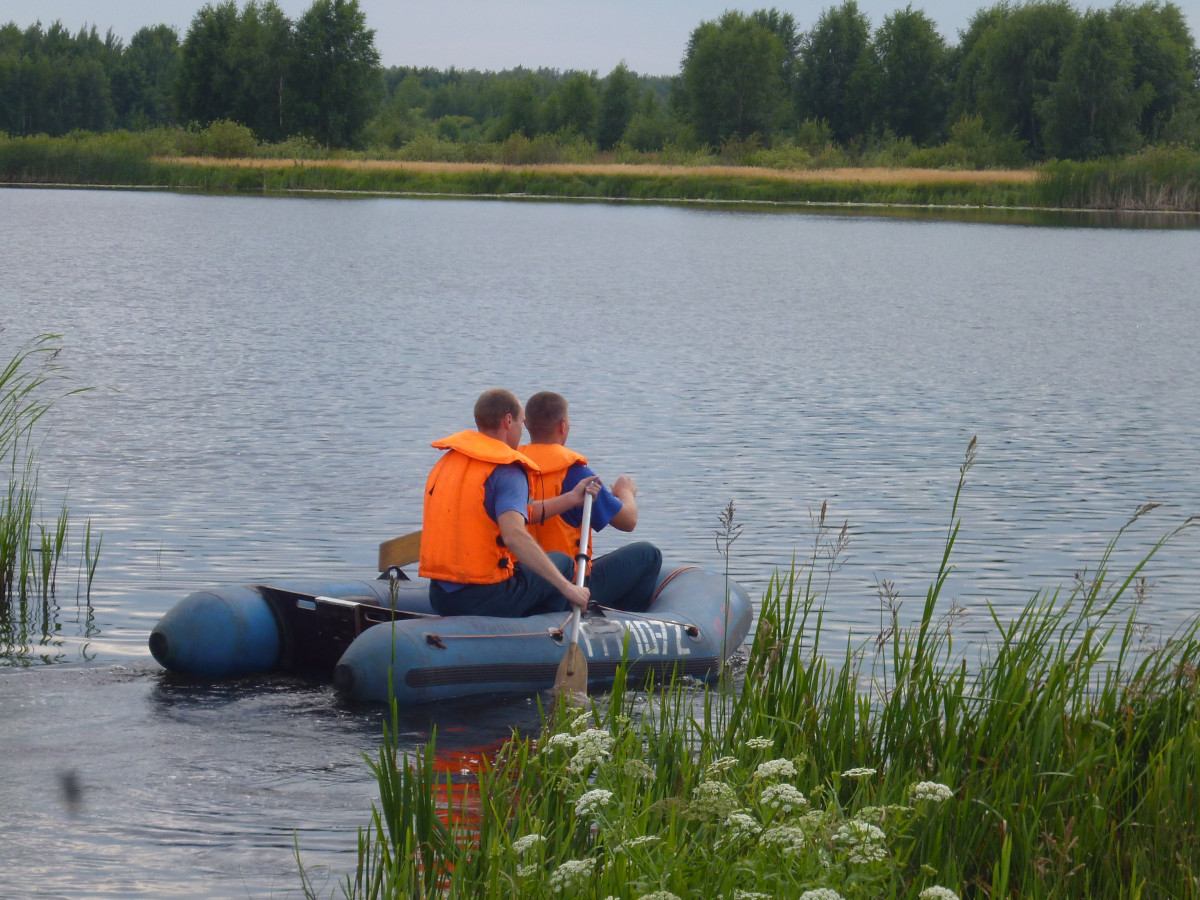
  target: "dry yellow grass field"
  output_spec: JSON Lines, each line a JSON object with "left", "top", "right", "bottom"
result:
{"left": 163, "top": 156, "right": 1039, "bottom": 185}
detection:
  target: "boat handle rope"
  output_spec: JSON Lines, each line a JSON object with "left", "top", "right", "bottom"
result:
{"left": 420, "top": 567, "right": 706, "bottom": 648}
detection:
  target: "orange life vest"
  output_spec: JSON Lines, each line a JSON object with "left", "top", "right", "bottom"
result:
{"left": 520, "top": 442, "right": 592, "bottom": 566}
{"left": 419, "top": 431, "right": 540, "bottom": 584}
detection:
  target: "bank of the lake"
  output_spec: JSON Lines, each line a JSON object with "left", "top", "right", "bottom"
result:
{"left": 5, "top": 130, "right": 1200, "bottom": 215}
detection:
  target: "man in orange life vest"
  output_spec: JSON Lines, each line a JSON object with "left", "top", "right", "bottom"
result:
{"left": 521, "top": 391, "right": 662, "bottom": 612}
{"left": 419, "top": 388, "right": 600, "bottom": 617}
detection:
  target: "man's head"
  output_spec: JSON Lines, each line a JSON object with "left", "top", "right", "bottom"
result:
{"left": 474, "top": 388, "right": 524, "bottom": 449}
{"left": 525, "top": 391, "right": 569, "bottom": 444}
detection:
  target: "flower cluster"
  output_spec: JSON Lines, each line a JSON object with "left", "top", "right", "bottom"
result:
{"left": 568, "top": 728, "right": 614, "bottom": 773}
{"left": 744, "top": 737, "right": 775, "bottom": 750}
{"left": 910, "top": 781, "right": 955, "bottom": 803}
{"left": 834, "top": 820, "right": 888, "bottom": 863}
{"left": 705, "top": 756, "right": 739, "bottom": 777}
{"left": 623, "top": 758, "right": 655, "bottom": 782}
{"left": 722, "top": 812, "right": 763, "bottom": 844}
{"left": 688, "top": 779, "right": 741, "bottom": 820}
{"left": 761, "top": 824, "right": 809, "bottom": 857}
{"left": 760, "top": 782, "right": 808, "bottom": 814}
{"left": 840, "top": 767, "right": 877, "bottom": 779}
{"left": 636, "top": 891, "right": 682, "bottom": 900}
{"left": 512, "top": 833, "right": 545, "bottom": 855}
{"left": 919, "top": 887, "right": 960, "bottom": 900}
{"left": 798, "top": 890, "right": 846, "bottom": 900}
{"left": 753, "top": 758, "right": 798, "bottom": 781}
{"left": 549, "top": 858, "right": 595, "bottom": 891}
{"left": 612, "top": 835, "right": 660, "bottom": 854}
{"left": 575, "top": 788, "right": 613, "bottom": 819}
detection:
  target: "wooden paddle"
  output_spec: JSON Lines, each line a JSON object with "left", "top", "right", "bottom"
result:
{"left": 554, "top": 492, "right": 593, "bottom": 695}
{"left": 378, "top": 530, "right": 421, "bottom": 572}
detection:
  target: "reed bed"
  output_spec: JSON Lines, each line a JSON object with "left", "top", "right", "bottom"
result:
{"left": 0, "top": 335, "right": 99, "bottom": 665}
{"left": 325, "top": 440, "right": 1199, "bottom": 900}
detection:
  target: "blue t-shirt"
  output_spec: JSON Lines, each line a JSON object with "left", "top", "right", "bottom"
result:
{"left": 438, "top": 463, "right": 529, "bottom": 592}
{"left": 559, "top": 462, "right": 623, "bottom": 531}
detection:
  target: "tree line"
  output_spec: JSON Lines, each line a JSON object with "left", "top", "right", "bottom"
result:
{"left": 2, "top": 0, "right": 1199, "bottom": 161}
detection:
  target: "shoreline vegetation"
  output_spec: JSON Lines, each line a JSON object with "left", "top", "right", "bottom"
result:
{"left": 0, "top": 335, "right": 100, "bottom": 666}
{"left": 320, "top": 442, "right": 1200, "bottom": 900}
{"left": 4, "top": 128, "right": 1200, "bottom": 217}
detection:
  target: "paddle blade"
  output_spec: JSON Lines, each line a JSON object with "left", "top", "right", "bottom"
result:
{"left": 378, "top": 530, "right": 422, "bottom": 571}
{"left": 554, "top": 642, "right": 588, "bottom": 695}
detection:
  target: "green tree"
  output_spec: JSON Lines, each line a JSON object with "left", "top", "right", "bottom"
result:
{"left": 676, "top": 11, "right": 788, "bottom": 146}
{"left": 1039, "top": 8, "right": 1146, "bottom": 158}
{"left": 796, "top": 1, "right": 877, "bottom": 143}
{"left": 959, "top": 1, "right": 1080, "bottom": 158}
{"left": 597, "top": 62, "right": 638, "bottom": 149}
{"left": 289, "top": 0, "right": 382, "bottom": 147}
{"left": 556, "top": 70, "right": 598, "bottom": 140}
{"left": 1110, "top": 0, "right": 1198, "bottom": 141}
{"left": 175, "top": 1, "right": 241, "bottom": 125}
{"left": 111, "top": 25, "right": 180, "bottom": 128}
{"left": 493, "top": 72, "right": 541, "bottom": 139}
{"left": 874, "top": 5, "right": 950, "bottom": 145}
{"left": 229, "top": 0, "right": 291, "bottom": 141}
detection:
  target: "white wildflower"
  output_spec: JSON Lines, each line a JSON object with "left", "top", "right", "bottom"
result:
{"left": 853, "top": 804, "right": 910, "bottom": 824}
{"left": 512, "top": 833, "right": 546, "bottom": 855}
{"left": 723, "top": 812, "right": 763, "bottom": 843}
{"left": 690, "top": 780, "right": 740, "bottom": 818}
{"left": 798, "top": 890, "right": 845, "bottom": 900}
{"left": 570, "top": 710, "right": 594, "bottom": 730}
{"left": 549, "top": 858, "right": 595, "bottom": 891}
{"left": 919, "top": 887, "right": 960, "bottom": 900}
{"left": 910, "top": 781, "right": 955, "bottom": 803}
{"left": 574, "top": 788, "right": 613, "bottom": 818}
{"left": 734, "top": 892, "right": 773, "bottom": 900}
{"left": 705, "top": 756, "right": 739, "bottom": 777}
{"left": 636, "top": 892, "right": 682, "bottom": 900}
{"left": 761, "top": 825, "right": 808, "bottom": 856}
{"left": 543, "top": 732, "right": 576, "bottom": 751}
{"left": 834, "top": 820, "right": 888, "bottom": 863}
{"left": 840, "top": 767, "right": 877, "bottom": 779}
{"left": 745, "top": 737, "right": 775, "bottom": 750}
{"left": 612, "top": 834, "right": 660, "bottom": 853}
{"left": 753, "top": 758, "right": 798, "bottom": 781}
{"left": 624, "top": 758, "right": 655, "bottom": 782}
{"left": 760, "top": 783, "right": 808, "bottom": 814}
{"left": 516, "top": 862, "right": 539, "bottom": 878}
{"left": 569, "top": 729, "right": 614, "bottom": 773}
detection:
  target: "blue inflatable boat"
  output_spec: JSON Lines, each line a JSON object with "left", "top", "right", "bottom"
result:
{"left": 149, "top": 562, "right": 753, "bottom": 705}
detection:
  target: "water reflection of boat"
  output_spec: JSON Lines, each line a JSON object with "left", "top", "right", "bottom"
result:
{"left": 149, "top": 562, "right": 753, "bottom": 705}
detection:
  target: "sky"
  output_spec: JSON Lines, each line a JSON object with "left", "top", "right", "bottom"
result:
{"left": 6, "top": 0, "right": 1200, "bottom": 77}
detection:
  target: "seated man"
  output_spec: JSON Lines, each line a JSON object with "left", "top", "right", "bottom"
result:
{"left": 419, "top": 388, "right": 598, "bottom": 618}
{"left": 521, "top": 391, "right": 662, "bottom": 612}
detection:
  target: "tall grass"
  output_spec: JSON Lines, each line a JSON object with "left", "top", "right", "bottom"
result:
{"left": 1036, "top": 146, "right": 1200, "bottom": 211}
{"left": 0, "top": 335, "right": 98, "bottom": 664}
{"left": 325, "top": 439, "right": 1199, "bottom": 900}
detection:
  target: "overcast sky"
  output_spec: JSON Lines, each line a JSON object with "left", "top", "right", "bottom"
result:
{"left": 7, "top": 0, "right": 1200, "bottom": 76}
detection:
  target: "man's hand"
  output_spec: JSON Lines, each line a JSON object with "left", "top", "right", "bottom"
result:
{"left": 612, "top": 476, "right": 637, "bottom": 501}
{"left": 610, "top": 475, "right": 639, "bottom": 532}
{"left": 569, "top": 474, "right": 601, "bottom": 505}
{"left": 561, "top": 582, "right": 590, "bottom": 609}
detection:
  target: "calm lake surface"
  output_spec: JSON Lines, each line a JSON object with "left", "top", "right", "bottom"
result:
{"left": 1, "top": 188, "right": 1198, "bottom": 898}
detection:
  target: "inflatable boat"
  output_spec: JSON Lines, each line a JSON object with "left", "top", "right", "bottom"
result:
{"left": 149, "top": 561, "right": 754, "bottom": 705}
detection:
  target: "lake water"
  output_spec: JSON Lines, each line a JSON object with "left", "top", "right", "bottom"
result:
{"left": 1, "top": 187, "right": 1198, "bottom": 898}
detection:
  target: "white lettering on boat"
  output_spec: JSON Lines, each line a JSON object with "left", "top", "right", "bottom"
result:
{"left": 579, "top": 620, "right": 692, "bottom": 660}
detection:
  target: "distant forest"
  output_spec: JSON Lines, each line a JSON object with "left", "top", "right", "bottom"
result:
{"left": 2, "top": 0, "right": 1199, "bottom": 162}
